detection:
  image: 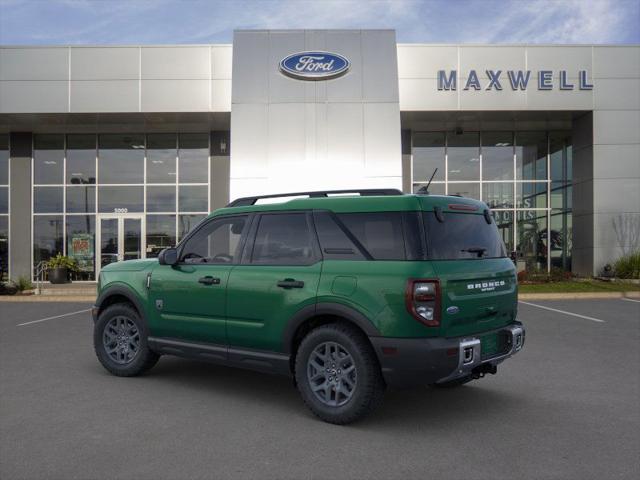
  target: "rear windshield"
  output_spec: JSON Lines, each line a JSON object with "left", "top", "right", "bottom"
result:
{"left": 424, "top": 212, "right": 506, "bottom": 260}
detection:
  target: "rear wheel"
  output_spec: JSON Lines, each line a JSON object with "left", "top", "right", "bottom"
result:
{"left": 295, "top": 323, "right": 385, "bottom": 424}
{"left": 93, "top": 303, "right": 159, "bottom": 377}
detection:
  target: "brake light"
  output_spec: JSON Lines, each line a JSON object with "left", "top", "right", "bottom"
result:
{"left": 448, "top": 203, "right": 478, "bottom": 211}
{"left": 405, "top": 279, "right": 441, "bottom": 327}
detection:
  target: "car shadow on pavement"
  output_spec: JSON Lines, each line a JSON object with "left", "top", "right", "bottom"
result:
{"left": 90, "top": 356, "right": 526, "bottom": 429}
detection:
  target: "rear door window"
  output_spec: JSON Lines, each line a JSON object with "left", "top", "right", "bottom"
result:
{"left": 251, "top": 213, "right": 317, "bottom": 265}
{"left": 336, "top": 212, "right": 412, "bottom": 260}
{"left": 424, "top": 212, "right": 506, "bottom": 260}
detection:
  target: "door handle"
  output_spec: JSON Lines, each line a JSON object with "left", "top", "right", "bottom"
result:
{"left": 198, "top": 276, "right": 221, "bottom": 286}
{"left": 277, "top": 278, "right": 305, "bottom": 289}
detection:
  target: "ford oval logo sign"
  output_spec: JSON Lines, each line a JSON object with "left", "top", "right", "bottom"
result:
{"left": 279, "top": 51, "right": 350, "bottom": 81}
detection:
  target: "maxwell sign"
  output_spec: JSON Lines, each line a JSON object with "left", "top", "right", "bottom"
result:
{"left": 279, "top": 52, "right": 350, "bottom": 80}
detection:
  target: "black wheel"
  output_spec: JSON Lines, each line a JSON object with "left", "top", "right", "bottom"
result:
{"left": 295, "top": 323, "right": 385, "bottom": 425}
{"left": 93, "top": 303, "right": 159, "bottom": 377}
{"left": 431, "top": 375, "right": 473, "bottom": 389}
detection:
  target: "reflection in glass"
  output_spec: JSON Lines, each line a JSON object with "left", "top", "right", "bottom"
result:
{"left": 147, "top": 185, "right": 176, "bottom": 212}
{"left": 178, "top": 133, "right": 209, "bottom": 184}
{"left": 34, "top": 187, "right": 63, "bottom": 213}
{"left": 66, "top": 186, "right": 96, "bottom": 213}
{"left": 66, "top": 134, "right": 96, "bottom": 184}
{"left": 179, "top": 214, "right": 206, "bottom": 240}
{"left": 33, "top": 215, "right": 64, "bottom": 267}
{"left": 551, "top": 182, "right": 571, "bottom": 210}
{"left": 146, "top": 215, "right": 176, "bottom": 258}
{"left": 516, "top": 132, "right": 547, "bottom": 181}
{"left": 179, "top": 185, "right": 208, "bottom": 212}
{"left": 100, "top": 218, "right": 119, "bottom": 267}
{"left": 550, "top": 209, "right": 572, "bottom": 271}
{"left": 448, "top": 182, "right": 480, "bottom": 200}
{"left": 517, "top": 210, "right": 547, "bottom": 271}
{"left": 448, "top": 132, "right": 479, "bottom": 181}
{"left": 517, "top": 182, "right": 547, "bottom": 209}
{"left": 98, "top": 186, "right": 143, "bottom": 213}
{"left": 98, "top": 134, "right": 144, "bottom": 184}
{"left": 483, "top": 183, "right": 514, "bottom": 209}
{"left": 491, "top": 210, "right": 514, "bottom": 253}
{"left": 0, "top": 134, "right": 8, "bottom": 185}
{"left": 413, "top": 133, "right": 445, "bottom": 182}
{"left": 0, "top": 187, "right": 7, "bottom": 214}
{"left": 482, "top": 132, "right": 514, "bottom": 181}
{"left": 147, "top": 134, "right": 177, "bottom": 184}
{"left": 123, "top": 218, "right": 141, "bottom": 261}
{"left": 66, "top": 215, "right": 95, "bottom": 280}
{"left": 0, "top": 216, "right": 8, "bottom": 279}
{"left": 34, "top": 135, "right": 64, "bottom": 185}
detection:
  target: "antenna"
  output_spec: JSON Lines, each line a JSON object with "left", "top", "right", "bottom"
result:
{"left": 423, "top": 168, "right": 438, "bottom": 194}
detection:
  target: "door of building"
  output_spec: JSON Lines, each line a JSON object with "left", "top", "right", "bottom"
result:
{"left": 98, "top": 215, "right": 145, "bottom": 273}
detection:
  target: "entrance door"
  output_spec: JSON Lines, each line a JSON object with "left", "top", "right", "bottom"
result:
{"left": 98, "top": 215, "right": 144, "bottom": 271}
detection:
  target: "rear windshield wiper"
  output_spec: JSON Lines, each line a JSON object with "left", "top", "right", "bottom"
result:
{"left": 461, "top": 247, "right": 487, "bottom": 258}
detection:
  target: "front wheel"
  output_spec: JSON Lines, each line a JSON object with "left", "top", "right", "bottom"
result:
{"left": 93, "top": 303, "right": 159, "bottom": 377}
{"left": 295, "top": 323, "right": 385, "bottom": 425}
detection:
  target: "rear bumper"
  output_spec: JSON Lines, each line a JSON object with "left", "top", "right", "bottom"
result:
{"left": 370, "top": 322, "right": 525, "bottom": 388}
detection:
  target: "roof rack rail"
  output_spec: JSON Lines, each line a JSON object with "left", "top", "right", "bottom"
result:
{"left": 226, "top": 188, "right": 403, "bottom": 207}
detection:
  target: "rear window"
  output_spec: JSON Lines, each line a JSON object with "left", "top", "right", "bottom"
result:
{"left": 424, "top": 212, "right": 506, "bottom": 260}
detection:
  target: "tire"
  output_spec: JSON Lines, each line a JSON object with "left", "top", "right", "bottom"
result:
{"left": 431, "top": 375, "right": 473, "bottom": 389}
{"left": 295, "top": 323, "right": 385, "bottom": 425}
{"left": 94, "top": 303, "right": 159, "bottom": 377}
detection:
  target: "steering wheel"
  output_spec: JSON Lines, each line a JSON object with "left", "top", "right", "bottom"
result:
{"left": 182, "top": 252, "right": 204, "bottom": 260}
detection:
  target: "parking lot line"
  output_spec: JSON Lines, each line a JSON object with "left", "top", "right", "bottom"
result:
{"left": 621, "top": 298, "right": 640, "bottom": 304}
{"left": 16, "top": 308, "right": 91, "bottom": 327}
{"left": 518, "top": 301, "right": 605, "bottom": 323}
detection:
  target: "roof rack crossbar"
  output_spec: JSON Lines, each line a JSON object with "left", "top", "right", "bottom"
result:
{"left": 226, "top": 188, "right": 403, "bottom": 207}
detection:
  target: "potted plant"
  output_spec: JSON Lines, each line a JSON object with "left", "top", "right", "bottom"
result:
{"left": 47, "top": 254, "right": 78, "bottom": 284}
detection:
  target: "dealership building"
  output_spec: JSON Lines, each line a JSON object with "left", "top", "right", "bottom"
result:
{"left": 0, "top": 29, "right": 638, "bottom": 282}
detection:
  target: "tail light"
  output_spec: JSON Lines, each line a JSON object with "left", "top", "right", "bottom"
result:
{"left": 405, "top": 279, "right": 441, "bottom": 327}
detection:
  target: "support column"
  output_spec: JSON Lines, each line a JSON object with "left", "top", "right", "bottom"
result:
{"left": 210, "top": 131, "right": 230, "bottom": 210}
{"left": 9, "top": 132, "right": 32, "bottom": 279}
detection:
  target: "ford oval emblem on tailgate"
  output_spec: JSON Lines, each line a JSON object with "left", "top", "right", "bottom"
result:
{"left": 446, "top": 306, "right": 460, "bottom": 315}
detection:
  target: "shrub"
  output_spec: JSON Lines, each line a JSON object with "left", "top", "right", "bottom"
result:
{"left": 14, "top": 276, "right": 34, "bottom": 291}
{"left": 46, "top": 253, "right": 79, "bottom": 272}
{"left": 517, "top": 267, "right": 572, "bottom": 284}
{"left": 613, "top": 251, "right": 640, "bottom": 279}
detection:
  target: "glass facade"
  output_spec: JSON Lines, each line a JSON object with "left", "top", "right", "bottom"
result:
{"left": 0, "top": 135, "right": 8, "bottom": 279}
{"left": 32, "top": 133, "right": 211, "bottom": 280}
{"left": 412, "top": 131, "right": 572, "bottom": 272}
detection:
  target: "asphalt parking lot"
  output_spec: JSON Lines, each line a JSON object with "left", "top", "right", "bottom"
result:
{"left": 1, "top": 298, "right": 639, "bottom": 480}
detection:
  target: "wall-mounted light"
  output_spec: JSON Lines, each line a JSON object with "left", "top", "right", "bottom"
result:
{"left": 220, "top": 139, "right": 227, "bottom": 154}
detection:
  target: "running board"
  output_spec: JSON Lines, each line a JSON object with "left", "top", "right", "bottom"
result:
{"left": 147, "top": 337, "right": 291, "bottom": 376}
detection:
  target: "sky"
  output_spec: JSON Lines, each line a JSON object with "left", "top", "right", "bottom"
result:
{"left": 0, "top": 0, "right": 638, "bottom": 45}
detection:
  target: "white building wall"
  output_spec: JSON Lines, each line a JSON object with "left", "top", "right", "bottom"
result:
{"left": 229, "top": 30, "right": 402, "bottom": 199}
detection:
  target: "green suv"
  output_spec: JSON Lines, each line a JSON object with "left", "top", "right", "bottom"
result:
{"left": 92, "top": 189, "right": 525, "bottom": 424}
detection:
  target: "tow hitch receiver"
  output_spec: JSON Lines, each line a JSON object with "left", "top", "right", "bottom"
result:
{"left": 472, "top": 363, "right": 497, "bottom": 379}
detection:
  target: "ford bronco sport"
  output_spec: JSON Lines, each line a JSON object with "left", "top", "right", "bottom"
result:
{"left": 92, "top": 189, "right": 525, "bottom": 424}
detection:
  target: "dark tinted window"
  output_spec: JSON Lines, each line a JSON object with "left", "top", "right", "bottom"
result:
{"left": 424, "top": 212, "right": 506, "bottom": 260}
{"left": 251, "top": 213, "right": 315, "bottom": 265}
{"left": 181, "top": 215, "right": 247, "bottom": 264}
{"left": 337, "top": 213, "right": 407, "bottom": 260}
{"left": 313, "top": 211, "right": 365, "bottom": 260}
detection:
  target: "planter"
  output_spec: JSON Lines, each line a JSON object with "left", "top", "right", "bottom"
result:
{"left": 48, "top": 267, "right": 69, "bottom": 284}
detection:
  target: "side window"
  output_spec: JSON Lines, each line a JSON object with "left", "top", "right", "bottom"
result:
{"left": 313, "top": 211, "right": 365, "bottom": 260}
{"left": 251, "top": 213, "right": 316, "bottom": 265}
{"left": 180, "top": 215, "right": 248, "bottom": 264}
{"left": 337, "top": 212, "right": 407, "bottom": 260}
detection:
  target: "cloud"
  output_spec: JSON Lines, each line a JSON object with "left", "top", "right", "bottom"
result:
{"left": 0, "top": 0, "right": 637, "bottom": 45}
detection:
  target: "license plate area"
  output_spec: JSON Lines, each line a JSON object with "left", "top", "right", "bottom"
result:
{"left": 480, "top": 331, "right": 510, "bottom": 359}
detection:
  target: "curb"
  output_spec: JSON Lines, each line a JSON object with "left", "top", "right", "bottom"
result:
{"left": 518, "top": 291, "right": 640, "bottom": 300}
{"left": 0, "top": 295, "right": 95, "bottom": 302}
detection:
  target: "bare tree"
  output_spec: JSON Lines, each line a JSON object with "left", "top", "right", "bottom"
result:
{"left": 612, "top": 214, "right": 640, "bottom": 256}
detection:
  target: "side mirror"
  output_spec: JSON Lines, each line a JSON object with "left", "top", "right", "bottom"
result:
{"left": 158, "top": 247, "right": 178, "bottom": 266}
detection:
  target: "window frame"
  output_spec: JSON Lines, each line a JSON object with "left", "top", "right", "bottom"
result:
{"left": 241, "top": 211, "right": 322, "bottom": 267}
{"left": 176, "top": 213, "right": 252, "bottom": 266}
